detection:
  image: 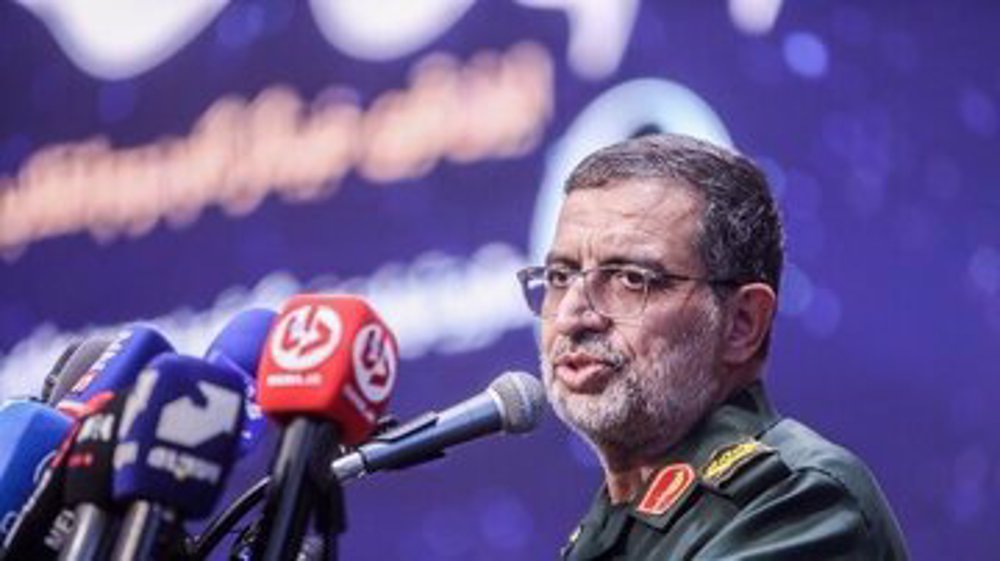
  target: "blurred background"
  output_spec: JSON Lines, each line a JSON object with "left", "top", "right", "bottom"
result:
{"left": 1, "top": 1, "right": 997, "bottom": 559}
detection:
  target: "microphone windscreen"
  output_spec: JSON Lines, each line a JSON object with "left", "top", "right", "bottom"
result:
{"left": 0, "top": 400, "right": 73, "bottom": 543}
{"left": 204, "top": 308, "right": 276, "bottom": 382}
{"left": 62, "top": 392, "right": 127, "bottom": 507}
{"left": 56, "top": 326, "right": 172, "bottom": 418}
{"left": 112, "top": 354, "right": 246, "bottom": 519}
{"left": 204, "top": 309, "right": 276, "bottom": 455}
{"left": 489, "top": 371, "right": 545, "bottom": 433}
{"left": 257, "top": 295, "right": 398, "bottom": 445}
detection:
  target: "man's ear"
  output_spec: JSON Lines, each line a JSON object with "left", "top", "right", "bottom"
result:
{"left": 720, "top": 283, "right": 777, "bottom": 367}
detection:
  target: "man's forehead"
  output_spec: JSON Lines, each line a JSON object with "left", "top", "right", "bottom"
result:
{"left": 563, "top": 178, "right": 699, "bottom": 217}
{"left": 548, "top": 180, "right": 702, "bottom": 264}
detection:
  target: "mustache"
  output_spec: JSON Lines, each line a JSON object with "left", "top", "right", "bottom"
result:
{"left": 549, "top": 336, "right": 627, "bottom": 368}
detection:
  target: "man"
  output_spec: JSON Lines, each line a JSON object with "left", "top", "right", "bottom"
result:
{"left": 517, "top": 134, "right": 907, "bottom": 559}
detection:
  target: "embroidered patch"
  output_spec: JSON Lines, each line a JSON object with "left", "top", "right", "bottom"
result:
{"left": 701, "top": 439, "right": 772, "bottom": 486}
{"left": 636, "top": 463, "right": 696, "bottom": 516}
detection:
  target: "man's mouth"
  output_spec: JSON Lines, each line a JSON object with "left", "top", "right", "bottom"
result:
{"left": 552, "top": 352, "right": 622, "bottom": 393}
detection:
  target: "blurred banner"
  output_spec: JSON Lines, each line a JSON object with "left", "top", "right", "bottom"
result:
{"left": 1, "top": 1, "right": 997, "bottom": 559}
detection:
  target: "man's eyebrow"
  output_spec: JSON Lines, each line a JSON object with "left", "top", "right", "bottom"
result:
{"left": 544, "top": 253, "right": 672, "bottom": 273}
{"left": 600, "top": 256, "right": 669, "bottom": 275}
{"left": 544, "top": 252, "right": 578, "bottom": 267}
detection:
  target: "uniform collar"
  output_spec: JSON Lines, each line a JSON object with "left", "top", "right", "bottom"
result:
{"left": 654, "top": 381, "right": 779, "bottom": 469}
{"left": 628, "top": 382, "right": 781, "bottom": 528}
{"left": 569, "top": 383, "right": 782, "bottom": 556}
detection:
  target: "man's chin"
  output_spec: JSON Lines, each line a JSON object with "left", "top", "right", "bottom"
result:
{"left": 550, "top": 387, "right": 624, "bottom": 437}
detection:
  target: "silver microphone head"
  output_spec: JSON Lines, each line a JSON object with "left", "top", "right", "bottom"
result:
{"left": 488, "top": 371, "right": 544, "bottom": 434}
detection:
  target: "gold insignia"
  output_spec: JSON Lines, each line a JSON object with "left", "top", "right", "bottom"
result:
{"left": 701, "top": 439, "right": 772, "bottom": 486}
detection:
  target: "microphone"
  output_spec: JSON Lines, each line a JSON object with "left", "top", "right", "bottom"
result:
{"left": 203, "top": 308, "right": 277, "bottom": 457}
{"left": 57, "top": 326, "right": 172, "bottom": 419}
{"left": 2, "top": 325, "right": 173, "bottom": 561}
{"left": 0, "top": 393, "right": 111, "bottom": 561}
{"left": 0, "top": 338, "right": 105, "bottom": 552}
{"left": 0, "top": 401, "right": 73, "bottom": 546}
{"left": 204, "top": 309, "right": 276, "bottom": 381}
{"left": 45, "top": 338, "right": 113, "bottom": 406}
{"left": 188, "top": 372, "right": 543, "bottom": 560}
{"left": 110, "top": 354, "right": 246, "bottom": 561}
{"left": 59, "top": 393, "right": 128, "bottom": 561}
{"left": 40, "top": 341, "right": 82, "bottom": 403}
{"left": 253, "top": 295, "right": 398, "bottom": 561}
{"left": 332, "top": 371, "right": 543, "bottom": 482}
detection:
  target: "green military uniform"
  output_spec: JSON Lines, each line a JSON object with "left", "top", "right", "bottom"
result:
{"left": 561, "top": 383, "right": 908, "bottom": 560}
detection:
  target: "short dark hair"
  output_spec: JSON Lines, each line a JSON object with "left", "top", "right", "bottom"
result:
{"left": 564, "top": 133, "right": 784, "bottom": 296}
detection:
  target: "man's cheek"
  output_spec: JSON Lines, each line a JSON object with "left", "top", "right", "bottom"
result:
{"left": 643, "top": 334, "right": 671, "bottom": 360}
{"left": 610, "top": 326, "right": 641, "bottom": 363}
{"left": 540, "top": 323, "right": 557, "bottom": 354}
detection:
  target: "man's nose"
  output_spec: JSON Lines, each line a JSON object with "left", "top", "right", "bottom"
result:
{"left": 551, "top": 277, "right": 610, "bottom": 336}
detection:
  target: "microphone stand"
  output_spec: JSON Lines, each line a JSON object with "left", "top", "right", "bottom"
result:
{"left": 59, "top": 504, "right": 109, "bottom": 561}
{"left": 311, "top": 431, "right": 346, "bottom": 561}
{"left": 109, "top": 501, "right": 179, "bottom": 561}
{"left": 252, "top": 418, "right": 345, "bottom": 561}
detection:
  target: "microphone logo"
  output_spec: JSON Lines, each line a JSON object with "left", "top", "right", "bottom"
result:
{"left": 352, "top": 323, "right": 397, "bottom": 404}
{"left": 270, "top": 304, "right": 343, "bottom": 371}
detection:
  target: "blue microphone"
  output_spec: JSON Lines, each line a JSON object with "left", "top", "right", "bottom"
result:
{"left": 0, "top": 395, "right": 95, "bottom": 561}
{"left": 0, "top": 338, "right": 108, "bottom": 547}
{"left": 110, "top": 354, "right": 246, "bottom": 561}
{"left": 0, "top": 400, "right": 73, "bottom": 546}
{"left": 0, "top": 338, "right": 109, "bottom": 550}
{"left": 3, "top": 325, "right": 173, "bottom": 561}
{"left": 203, "top": 308, "right": 276, "bottom": 457}
{"left": 56, "top": 326, "right": 172, "bottom": 419}
{"left": 0, "top": 338, "right": 108, "bottom": 553}
{"left": 204, "top": 309, "right": 275, "bottom": 381}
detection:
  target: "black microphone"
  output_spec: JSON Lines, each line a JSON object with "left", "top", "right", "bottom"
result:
{"left": 59, "top": 393, "right": 128, "bottom": 561}
{"left": 332, "top": 371, "right": 544, "bottom": 482}
{"left": 40, "top": 341, "right": 82, "bottom": 403}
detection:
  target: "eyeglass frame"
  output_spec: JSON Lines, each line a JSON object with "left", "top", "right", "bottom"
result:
{"left": 515, "top": 263, "right": 742, "bottom": 319}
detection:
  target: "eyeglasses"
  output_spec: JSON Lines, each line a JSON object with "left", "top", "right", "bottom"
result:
{"left": 516, "top": 264, "right": 736, "bottom": 319}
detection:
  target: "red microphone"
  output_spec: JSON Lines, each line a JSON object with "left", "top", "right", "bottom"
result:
{"left": 253, "top": 295, "right": 398, "bottom": 561}
{"left": 257, "top": 295, "right": 397, "bottom": 444}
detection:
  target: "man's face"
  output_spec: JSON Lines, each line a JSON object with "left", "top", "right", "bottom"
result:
{"left": 540, "top": 180, "right": 726, "bottom": 459}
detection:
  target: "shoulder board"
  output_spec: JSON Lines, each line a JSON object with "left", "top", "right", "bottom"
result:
{"left": 700, "top": 438, "right": 774, "bottom": 488}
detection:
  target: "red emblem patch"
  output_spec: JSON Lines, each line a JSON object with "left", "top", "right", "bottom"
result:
{"left": 636, "top": 463, "right": 696, "bottom": 516}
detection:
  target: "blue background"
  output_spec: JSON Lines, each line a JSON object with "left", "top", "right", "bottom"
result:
{"left": 1, "top": 2, "right": 997, "bottom": 559}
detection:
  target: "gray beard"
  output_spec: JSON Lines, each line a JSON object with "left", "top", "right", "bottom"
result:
{"left": 541, "top": 306, "right": 723, "bottom": 466}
